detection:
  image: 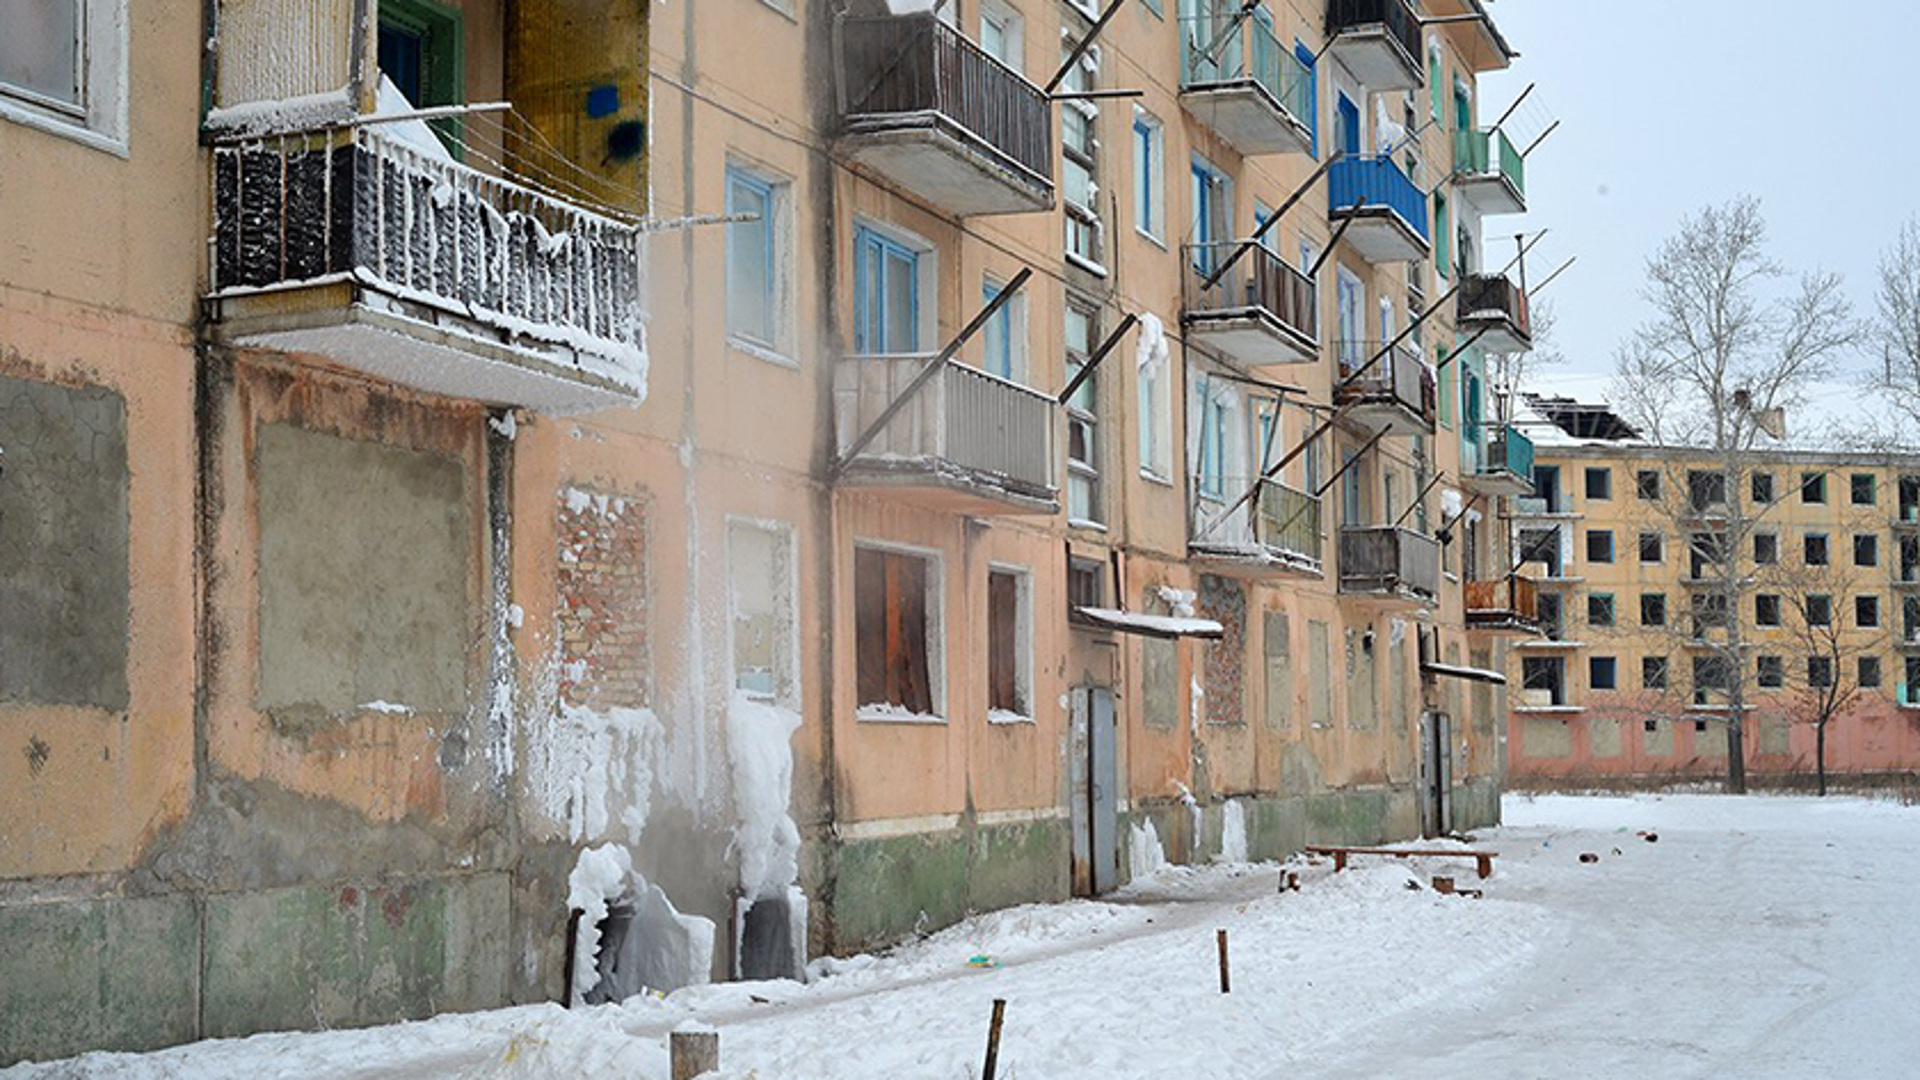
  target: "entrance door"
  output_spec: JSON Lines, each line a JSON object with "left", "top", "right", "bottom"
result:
{"left": 1087, "top": 687, "right": 1119, "bottom": 893}
{"left": 1423, "top": 711, "right": 1454, "bottom": 837}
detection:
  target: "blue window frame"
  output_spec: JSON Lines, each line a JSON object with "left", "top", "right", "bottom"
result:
{"left": 1336, "top": 92, "right": 1360, "bottom": 156}
{"left": 983, "top": 277, "right": 1014, "bottom": 379}
{"left": 1293, "top": 41, "right": 1318, "bottom": 156}
{"left": 726, "top": 166, "right": 778, "bottom": 347}
{"left": 854, "top": 226, "right": 920, "bottom": 354}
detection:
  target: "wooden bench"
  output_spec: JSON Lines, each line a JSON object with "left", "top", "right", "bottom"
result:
{"left": 1306, "top": 845, "right": 1498, "bottom": 880}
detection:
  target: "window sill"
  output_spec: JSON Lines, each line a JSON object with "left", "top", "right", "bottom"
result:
{"left": 1135, "top": 226, "right": 1167, "bottom": 252}
{"left": 988, "top": 710, "right": 1036, "bottom": 726}
{"left": 1140, "top": 468, "right": 1174, "bottom": 488}
{"left": 857, "top": 705, "right": 947, "bottom": 725}
{"left": 1065, "top": 252, "right": 1110, "bottom": 278}
{"left": 1068, "top": 517, "right": 1108, "bottom": 534}
{"left": 728, "top": 335, "right": 800, "bottom": 370}
{"left": 0, "top": 99, "right": 127, "bottom": 158}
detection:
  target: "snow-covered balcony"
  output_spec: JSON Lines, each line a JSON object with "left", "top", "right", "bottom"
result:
{"left": 1326, "top": 155, "right": 1431, "bottom": 264}
{"left": 834, "top": 14, "right": 1054, "bottom": 218}
{"left": 1462, "top": 422, "right": 1535, "bottom": 498}
{"left": 1338, "top": 526, "right": 1441, "bottom": 608}
{"left": 1457, "top": 272, "right": 1532, "bottom": 354}
{"left": 1454, "top": 128, "right": 1527, "bottom": 215}
{"left": 1178, "top": 13, "right": 1315, "bottom": 157}
{"left": 1466, "top": 573, "right": 1543, "bottom": 636}
{"left": 1189, "top": 477, "right": 1325, "bottom": 578}
{"left": 1182, "top": 243, "right": 1319, "bottom": 366}
{"left": 835, "top": 353, "right": 1058, "bottom": 516}
{"left": 1325, "top": 0, "right": 1425, "bottom": 93}
{"left": 205, "top": 124, "right": 646, "bottom": 415}
{"left": 1334, "top": 341, "right": 1437, "bottom": 438}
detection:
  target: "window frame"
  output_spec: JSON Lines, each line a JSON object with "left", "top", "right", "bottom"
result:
{"left": 1585, "top": 467, "right": 1613, "bottom": 501}
{"left": 1756, "top": 594, "right": 1782, "bottom": 627}
{"left": 1589, "top": 655, "right": 1618, "bottom": 692}
{"left": 1802, "top": 472, "right": 1827, "bottom": 505}
{"left": 986, "top": 563, "right": 1035, "bottom": 722}
{"left": 1638, "top": 531, "right": 1664, "bottom": 564}
{"left": 1064, "top": 299, "right": 1104, "bottom": 526}
{"left": 853, "top": 541, "right": 946, "bottom": 722}
{"left": 726, "top": 518, "right": 800, "bottom": 707}
{"left": 725, "top": 162, "right": 793, "bottom": 359}
{"left": 1636, "top": 469, "right": 1661, "bottom": 501}
{"left": 852, "top": 222, "right": 927, "bottom": 355}
{"left": 1804, "top": 532, "right": 1830, "bottom": 567}
{"left": 1641, "top": 592, "right": 1667, "bottom": 627}
{"left": 1131, "top": 106, "right": 1166, "bottom": 245}
{"left": 0, "top": 0, "right": 128, "bottom": 155}
{"left": 1587, "top": 592, "right": 1616, "bottom": 628}
{"left": 1586, "top": 529, "right": 1615, "bottom": 565}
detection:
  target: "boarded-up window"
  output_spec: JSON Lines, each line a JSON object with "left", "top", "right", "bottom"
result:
{"left": 1308, "top": 620, "right": 1332, "bottom": 730}
{"left": 1198, "top": 574, "right": 1245, "bottom": 726}
{"left": 856, "top": 547, "right": 936, "bottom": 716}
{"left": 1345, "top": 625, "right": 1378, "bottom": 731}
{"left": 729, "top": 521, "right": 795, "bottom": 706}
{"left": 987, "top": 567, "right": 1030, "bottom": 716}
{"left": 1390, "top": 626, "right": 1407, "bottom": 732}
{"left": 1262, "top": 611, "right": 1291, "bottom": 732}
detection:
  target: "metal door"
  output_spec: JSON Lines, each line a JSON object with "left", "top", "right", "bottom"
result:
{"left": 1088, "top": 687, "right": 1120, "bottom": 894}
{"left": 1428, "top": 711, "right": 1454, "bottom": 837}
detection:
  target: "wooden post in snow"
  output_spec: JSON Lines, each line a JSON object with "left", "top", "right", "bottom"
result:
{"left": 670, "top": 1030, "right": 719, "bottom": 1080}
{"left": 1217, "top": 929, "right": 1231, "bottom": 993}
{"left": 982, "top": 998, "right": 1008, "bottom": 1080}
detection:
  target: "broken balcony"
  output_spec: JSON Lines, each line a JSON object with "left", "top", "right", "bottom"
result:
{"left": 1179, "top": 13, "right": 1315, "bottom": 157}
{"left": 1338, "top": 526, "right": 1442, "bottom": 607}
{"left": 835, "top": 352, "right": 1058, "bottom": 515}
{"left": 1327, "top": 155, "right": 1431, "bottom": 264}
{"left": 1324, "top": 0, "right": 1424, "bottom": 92}
{"left": 1466, "top": 573, "right": 1543, "bottom": 636}
{"left": 835, "top": 14, "right": 1055, "bottom": 218}
{"left": 1334, "top": 342, "right": 1437, "bottom": 437}
{"left": 205, "top": 125, "right": 646, "bottom": 414}
{"left": 1463, "top": 422, "right": 1535, "bottom": 498}
{"left": 1454, "top": 128, "right": 1527, "bottom": 215}
{"left": 1182, "top": 243, "right": 1319, "bottom": 366}
{"left": 1189, "top": 478, "right": 1325, "bottom": 577}
{"left": 1457, "top": 272, "right": 1532, "bottom": 354}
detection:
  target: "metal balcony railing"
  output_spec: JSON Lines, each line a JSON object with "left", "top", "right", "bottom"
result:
{"left": 837, "top": 14, "right": 1053, "bottom": 188}
{"left": 1255, "top": 479, "right": 1323, "bottom": 565}
{"left": 1183, "top": 242, "right": 1318, "bottom": 345}
{"left": 1326, "top": 0, "right": 1423, "bottom": 75}
{"left": 1467, "top": 421, "right": 1535, "bottom": 483}
{"left": 1467, "top": 574, "right": 1540, "bottom": 623}
{"left": 209, "top": 125, "right": 645, "bottom": 378}
{"left": 1458, "top": 272, "right": 1531, "bottom": 338}
{"left": 1179, "top": 13, "right": 1313, "bottom": 123}
{"left": 1455, "top": 128, "right": 1526, "bottom": 196}
{"left": 837, "top": 353, "right": 1055, "bottom": 495}
{"left": 1339, "top": 526, "right": 1441, "bottom": 600}
{"left": 1328, "top": 154, "right": 1430, "bottom": 240}
{"left": 1336, "top": 341, "right": 1437, "bottom": 425}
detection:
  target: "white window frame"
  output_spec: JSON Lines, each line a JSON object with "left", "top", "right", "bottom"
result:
{"left": 1061, "top": 41, "right": 1104, "bottom": 274}
{"left": 853, "top": 539, "right": 948, "bottom": 724}
{"left": 726, "top": 518, "right": 800, "bottom": 709}
{"left": 0, "top": 0, "right": 128, "bottom": 156}
{"left": 1065, "top": 299, "right": 1104, "bottom": 527}
{"left": 986, "top": 562, "right": 1036, "bottom": 724}
{"left": 725, "top": 159, "right": 796, "bottom": 365}
{"left": 981, "top": 274, "right": 1028, "bottom": 382}
{"left": 979, "top": 0, "right": 1025, "bottom": 72}
{"left": 1132, "top": 106, "right": 1165, "bottom": 246}
{"left": 1137, "top": 315, "right": 1172, "bottom": 483}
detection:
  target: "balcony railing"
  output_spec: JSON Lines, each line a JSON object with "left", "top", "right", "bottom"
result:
{"left": 1339, "top": 526, "right": 1441, "bottom": 602}
{"left": 836, "top": 352, "right": 1056, "bottom": 506}
{"left": 1325, "top": 0, "right": 1423, "bottom": 89}
{"left": 1457, "top": 272, "right": 1532, "bottom": 349}
{"left": 1255, "top": 479, "right": 1323, "bottom": 565}
{"left": 1455, "top": 128, "right": 1526, "bottom": 198}
{"left": 1335, "top": 341, "right": 1437, "bottom": 430}
{"left": 1180, "top": 13, "right": 1314, "bottom": 131}
{"left": 1329, "top": 155, "right": 1430, "bottom": 238}
{"left": 1486, "top": 423, "right": 1536, "bottom": 481}
{"left": 208, "top": 124, "right": 645, "bottom": 402}
{"left": 1467, "top": 574, "right": 1541, "bottom": 630}
{"left": 837, "top": 14, "right": 1053, "bottom": 194}
{"left": 1183, "top": 241, "right": 1318, "bottom": 354}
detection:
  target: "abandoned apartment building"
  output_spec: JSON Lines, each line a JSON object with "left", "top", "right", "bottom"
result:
{"left": 0, "top": 0, "right": 1545, "bottom": 1063}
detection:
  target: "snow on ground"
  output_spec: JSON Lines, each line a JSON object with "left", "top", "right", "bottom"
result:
{"left": 12, "top": 793, "right": 1920, "bottom": 1079}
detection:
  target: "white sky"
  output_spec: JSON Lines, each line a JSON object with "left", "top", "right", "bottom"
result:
{"left": 1476, "top": 0, "right": 1917, "bottom": 405}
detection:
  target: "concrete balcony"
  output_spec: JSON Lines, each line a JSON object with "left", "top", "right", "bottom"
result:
{"left": 205, "top": 125, "right": 646, "bottom": 414}
{"left": 1327, "top": 155, "right": 1431, "bottom": 264}
{"left": 1462, "top": 422, "right": 1535, "bottom": 498}
{"left": 1190, "top": 477, "right": 1325, "bottom": 578}
{"left": 1178, "top": 13, "right": 1314, "bottom": 157}
{"left": 1334, "top": 342, "right": 1437, "bottom": 437}
{"left": 1467, "top": 573, "right": 1543, "bottom": 636}
{"left": 1339, "top": 526, "right": 1441, "bottom": 608}
{"left": 1454, "top": 128, "right": 1527, "bottom": 215}
{"left": 1457, "top": 273, "right": 1532, "bottom": 354}
{"left": 1325, "top": 0, "right": 1425, "bottom": 92}
{"left": 835, "top": 352, "right": 1057, "bottom": 515}
{"left": 834, "top": 14, "right": 1054, "bottom": 218}
{"left": 1182, "top": 242, "right": 1319, "bottom": 366}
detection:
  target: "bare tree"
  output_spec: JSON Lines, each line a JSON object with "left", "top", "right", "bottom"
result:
{"left": 1765, "top": 560, "right": 1888, "bottom": 797}
{"left": 1610, "top": 198, "right": 1858, "bottom": 793}
{"left": 1872, "top": 217, "right": 1920, "bottom": 442}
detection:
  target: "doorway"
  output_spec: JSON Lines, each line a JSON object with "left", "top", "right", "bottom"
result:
{"left": 1071, "top": 686, "right": 1120, "bottom": 895}
{"left": 1422, "top": 710, "right": 1453, "bottom": 837}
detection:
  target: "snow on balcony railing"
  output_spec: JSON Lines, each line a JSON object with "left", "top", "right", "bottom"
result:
{"left": 1179, "top": 13, "right": 1313, "bottom": 123}
{"left": 836, "top": 353, "right": 1056, "bottom": 498}
{"left": 210, "top": 124, "right": 645, "bottom": 390}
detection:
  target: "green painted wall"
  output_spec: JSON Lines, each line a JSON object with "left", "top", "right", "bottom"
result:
{"left": 830, "top": 818, "right": 1069, "bottom": 951}
{"left": 0, "top": 895, "right": 198, "bottom": 1065}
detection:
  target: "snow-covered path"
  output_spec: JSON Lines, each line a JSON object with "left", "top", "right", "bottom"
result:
{"left": 10, "top": 794, "right": 1920, "bottom": 1079}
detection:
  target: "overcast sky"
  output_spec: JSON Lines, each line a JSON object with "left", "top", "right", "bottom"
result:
{"left": 1476, "top": 0, "right": 1917, "bottom": 398}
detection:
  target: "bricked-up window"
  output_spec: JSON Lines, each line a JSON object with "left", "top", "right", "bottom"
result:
{"left": 987, "top": 567, "right": 1032, "bottom": 718}
{"left": 855, "top": 546, "right": 940, "bottom": 718}
{"left": 557, "top": 488, "right": 650, "bottom": 711}
{"left": 729, "top": 521, "right": 796, "bottom": 705}
{"left": 1199, "top": 573, "right": 1247, "bottom": 727}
